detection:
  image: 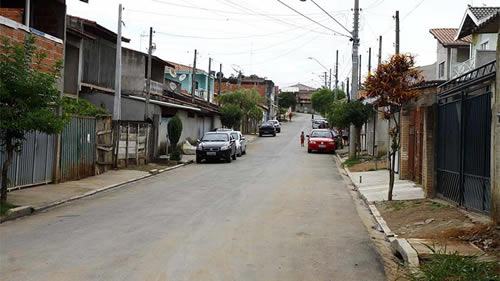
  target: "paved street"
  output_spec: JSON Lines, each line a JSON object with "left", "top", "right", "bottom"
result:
{"left": 0, "top": 113, "right": 385, "bottom": 281}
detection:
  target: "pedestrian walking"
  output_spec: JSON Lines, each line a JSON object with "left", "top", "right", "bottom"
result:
{"left": 300, "top": 131, "right": 305, "bottom": 147}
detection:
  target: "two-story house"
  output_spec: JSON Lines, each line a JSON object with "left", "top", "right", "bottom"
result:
{"left": 166, "top": 62, "right": 215, "bottom": 103}
{"left": 429, "top": 28, "right": 471, "bottom": 80}
{"left": 453, "top": 6, "right": 499, "bottom": 77}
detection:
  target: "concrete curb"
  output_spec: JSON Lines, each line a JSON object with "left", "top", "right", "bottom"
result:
{"left": 0, "top": 161, "right": 193, "bottom": 223}
{"left": 334, "top": 153, "right": 419, "bottom": 268}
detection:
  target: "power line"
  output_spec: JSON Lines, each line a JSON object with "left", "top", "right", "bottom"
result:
{"left": 154, "top": 27, "right": 321, "bottom": 40}
{"left": 274, "top": 0, "right": 351, "bottom": 37}
{"left": 305, "top": 0, "right": 352, "bottom": 36}
{"left": 217, "top": 0, "right": 334, "bottom": 36}
{"left": 152, "top": 0, "right": 323, "bottom": 17}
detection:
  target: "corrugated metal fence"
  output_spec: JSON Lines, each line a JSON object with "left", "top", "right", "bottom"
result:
{"left": 1, "top": 132, "right": 56, "bottom": 190}
{"left": 60, "top": 117, "right": 96, "bottom": 182}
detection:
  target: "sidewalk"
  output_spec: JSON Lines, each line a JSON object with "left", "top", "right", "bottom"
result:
{"left": 337, "top": 152, "right": 424, "bottom": 202}
{"left": 348, "top": 170, "right": 425, "bottom": 202}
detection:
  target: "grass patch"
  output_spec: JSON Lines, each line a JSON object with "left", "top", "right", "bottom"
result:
{"left": 343, "top": 157, "right": 361, "bottom": 167}
{"left": 407, "top": 248, "right": 500, "bottom": 281}
{"left": 0, "top": 202, "right": 17, "bottom": 216}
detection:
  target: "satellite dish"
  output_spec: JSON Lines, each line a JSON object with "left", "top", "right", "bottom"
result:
{"left": 168, "top": 67, "right": 177, "bottom": 77}
{"left": 169, "top": 82, "right": 178, "bottom": 91}
{"left": 179, "top": 74, "right": 187, "bottom": 81}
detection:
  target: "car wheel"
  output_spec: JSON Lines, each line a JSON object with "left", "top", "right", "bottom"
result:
{"left": 196, "top": 156, "right": 202, "bottom": 163}
{"left": 273, "top": 133, "right": 276, "bottom": 137}
{"left": 242, "top": 148, "right": 246, "bottom": 155}
{"left": 308, "top": 149, "right": 312, "bottom": 153}
{"left": 232, "top": 152, "right": 237, "bottom": 160}
{"left": 226, "top": 154, "right": 232, "bottom": 163}
{"left": 237, "top": 148, "right": 242, "bottom": 157}
{"left": 259, "top": 133, "right": 262, "bottom": 137}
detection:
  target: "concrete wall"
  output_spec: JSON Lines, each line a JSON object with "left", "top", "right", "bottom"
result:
{"left": 436, "top": 42, "right": 470, "bottom": 80}
{"left": 80, "top": 92, "right": 161, "bottom": 121}
{"left": 122, "top": 49, "right": 146, "bottom": 94}
{"left": 472, "top": 33, "right": 498, "bottom": 53}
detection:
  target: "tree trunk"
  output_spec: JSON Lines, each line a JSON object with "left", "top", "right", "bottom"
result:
{"left": 388, "top": 152, "right": 395, "bottom": 201}
{"left": 1, "top": 141, "right": 14, "bottom": 204}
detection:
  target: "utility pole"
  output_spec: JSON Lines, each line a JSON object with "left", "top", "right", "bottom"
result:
{"left": 324, "top": 71, "right": 328, "bottom": 88}
{"left": 335, "top": 49, "right": 339, "bottom": 89}
{"left": 144, "top": 26, "right": 153, "bottom": 121}
{"left": 378, "top": 35, "right": 383, "bottom": 65}
{"left": 346, "top": 77, "right": 350, "bottom": 102}
{"left": 329, "top": 68, "right": 332, "bottom": 90}
{"left": 395, "top": 10, "right": 400, "bottom": 54}
{"left": 191, "top": 49, "right": 197, "bottom": 102}
{"left": 341, "top": 81, "right": 345, "bottom": 92}
{"left": 349, "top": 0, "right": 360, "bottom": 157}
{"left": 358, "top": 54, "right": 362, "bottom": 89}
{"left": 207, "top": 57, "right": 212, "bottom": 103}
{"left": 113, "top": 3, "right": 123, "bottom": 120}
{"left": 218, "top": 63, "right": 222, "bottom": 97}
{"left": 368, "top": 47, "right": 372, "bottom": 75}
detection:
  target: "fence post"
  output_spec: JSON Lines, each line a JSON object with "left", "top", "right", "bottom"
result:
{"left": 125, "top": 122, "right": 129, "bottom": 168}
{"left": 136, "top": 123, "right": 140, "bottom": 165}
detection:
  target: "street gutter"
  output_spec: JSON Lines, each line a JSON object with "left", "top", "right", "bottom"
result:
{"left": 334, "top": 153, "right": 420, "bottom": 268}
{"left": 0, "top": 160, "right": 194, "bottom": 224}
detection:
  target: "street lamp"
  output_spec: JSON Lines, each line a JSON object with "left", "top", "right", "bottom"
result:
{"left": 307, "top": 57, "right": 331, "bottom": 89}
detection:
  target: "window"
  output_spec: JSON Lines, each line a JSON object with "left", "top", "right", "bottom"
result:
{"left": 438, "top": 62, "right": 445, "bottom": 78}
{"left": 479, "top": 40, "right": 489, "bottom": 50}
{"left": 456, "top": 47, "right": 470, "bottom": 63}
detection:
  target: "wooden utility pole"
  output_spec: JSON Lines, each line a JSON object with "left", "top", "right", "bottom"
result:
{"left": 378, "top": 35, "right": 383, "bottom": 65}
{"left": 207, "top": 57, "right": 212, "bottom": 103}
{"left": 218, "top": 63, "right": 222, "bottom": 97}
{"left": 368, "top": 47, "right": 372, "bottom": 75}
{"left": 113, "top": 3, "right": 123, "bottom": 120}
{"left": 335, "top": 50, "right": 339, "bottom": 89}
{"left": 191, "top": 49, "right": 197, "bottom": 102}
{"left": 145, "top": 26, "right": 153, "bottom": 121}
{"left": 395, "top": 11, "right": 400, "bottom": 54}
{"left": 329, "top": 68, "right": 332, "bottom": 90}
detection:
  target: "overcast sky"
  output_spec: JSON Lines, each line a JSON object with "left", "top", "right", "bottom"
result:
{"left": 67, "top": 0, "right": 498, "bottom": 89}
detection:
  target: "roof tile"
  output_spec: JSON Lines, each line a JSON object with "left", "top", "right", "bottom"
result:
{"left": 429, "top": 28, "right": 471, "bottom": 46}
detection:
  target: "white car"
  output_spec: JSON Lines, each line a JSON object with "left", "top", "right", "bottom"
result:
{"left": 268, "top": 120, "right": 281, "bottom": 133}
{"left": 230, "top": 131, "right": 247, "bottom": 157}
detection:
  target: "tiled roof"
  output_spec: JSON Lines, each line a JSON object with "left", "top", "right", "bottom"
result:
{"left": 429, "top": 28, "right": 471, "bottom": 46}
{"left": 167, "top": 61, "right": 207, "bottom": 74}
{"left": 469, "top": 7, "right": 500, "bottom": 22}
{"left": 456, "top": 7, "right": 500, "bottom": 39}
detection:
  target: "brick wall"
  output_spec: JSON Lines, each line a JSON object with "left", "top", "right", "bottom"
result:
{"left": 0, "top": 8, "right": 23, "bottom": 23}
{"left": 215, "top": 82, "right": 267, "bottom": 97}
{"left": 422, "top": 106, "right": 436, "bottom": 197}
{"left": 0, "top": 23, "right": 63, "bottom": 73}
{"left": 399, "top": 110, "right": 410, "bottom": 179}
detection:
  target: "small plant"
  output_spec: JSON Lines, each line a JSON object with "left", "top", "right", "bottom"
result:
{"left": 343, "top": 156, "right": 361, "bottom": 167}
{"left": 167, "top": 115, "right": 183, "bottom": 161}
{"left": 407, "top": 248, "right": 500, "bottom": 281}
{"left": 0, "top": 201, "right": 16, "bottom": 216}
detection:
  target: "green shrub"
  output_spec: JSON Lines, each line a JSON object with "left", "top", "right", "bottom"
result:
{"left": 167, "top": 115, "right": 183, "bottom": 161}
{"left": 343, "top": 156, "right": 361, "bottom": 167}
{"left": 407, "top": 249, "right": 499, "bottom": 281}
{"left": 62, "top": 97, "right": 108, "bottom": 117}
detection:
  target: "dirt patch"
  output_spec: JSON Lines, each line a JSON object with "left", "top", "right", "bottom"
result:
{"left": 376, "top": 199, "right": 478, "bottom": 239}
{"left": 348, "top": 159, "right": 388, "bottom": 172}
{"left": 376, "top": 199, "right": 499, "bottom": 258}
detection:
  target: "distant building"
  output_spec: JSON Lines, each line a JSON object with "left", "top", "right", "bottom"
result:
{"left": 429, "top": 28, "right": 471, "bottom": 80}
{"left": 282, "top": 83, "right": 317, "bottom": 114}
{"left": 166, "top": 62, "right": 215, "bottom": 103}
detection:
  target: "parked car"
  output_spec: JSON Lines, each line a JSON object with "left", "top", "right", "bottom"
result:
{"left": 230, "top": 131, "right": 247, "bottom": 156}
{"left": 268, "top": 120, "right": 281, "bottom": 133}
{"left": 307, "top": 129, "right": 336, "bottom": 153}
{"left": 196, "top": 132, "right": 237, "bottom": 163}
{"left": 312, "top": 119, "right": 328, "bottom": 129}
{"left": 259, "top": 122, "right": 276, "bottom": 137}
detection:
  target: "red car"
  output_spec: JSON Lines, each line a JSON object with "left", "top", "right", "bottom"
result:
{"left": 307, "top": 129, "right": 337, "bottom": 153}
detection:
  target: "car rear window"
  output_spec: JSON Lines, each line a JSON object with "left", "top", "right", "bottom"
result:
{"left": 310, "top": 131, "right": 333, "bottom": 138}
{"left": 202, "top": 133, "right": 229, "bottom": 142}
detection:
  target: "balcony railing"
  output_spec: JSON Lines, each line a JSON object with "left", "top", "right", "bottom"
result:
{"left": 452, "top": 50, "right": 497, "bottom": 78}
{"left": 144, "top": 79, "right": 164, "bottom": 95}
{"left": 452, "top": 57, "right": 475, "bottom": 78}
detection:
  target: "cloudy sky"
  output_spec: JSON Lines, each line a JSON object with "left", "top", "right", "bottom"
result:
{"left": 67, "top": 0, "right": 498, "bottom": 88}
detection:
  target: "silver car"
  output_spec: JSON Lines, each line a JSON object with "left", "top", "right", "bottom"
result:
{"left": 230, "top": 131, "right": 247, "bottom": 157}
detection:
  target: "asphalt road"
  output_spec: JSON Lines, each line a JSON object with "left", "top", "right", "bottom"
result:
{"left": 0, "top": 113, "right": 385, "bottom": 281}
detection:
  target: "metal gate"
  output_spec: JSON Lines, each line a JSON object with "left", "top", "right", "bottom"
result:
{"left": 60, "top": 117, "right": 96, "bottom": 182}
{"left": 1, "top": 132, "right": 56, "bottom": 190}
{"left": 437, "top": 86, "right": 491, "bottom": 213}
